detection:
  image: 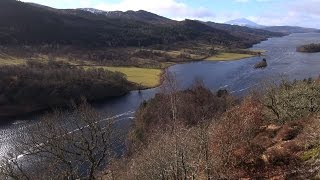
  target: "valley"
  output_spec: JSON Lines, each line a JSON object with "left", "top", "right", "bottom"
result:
{"left": 2, "top": 33, "right": 320, "bottom": 179}
{"left": 1, "top": 0, "right": 318, "bottom": 119}
{"left": 1, "top": 0, "right": 320, "bottom": 179}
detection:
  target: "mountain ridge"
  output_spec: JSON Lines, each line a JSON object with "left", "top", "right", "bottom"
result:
{"left": 78, "top": 8, "right": 175, "bottom": 24}
{"left": 0, "top": 0, "right": 281, "bottom": 49}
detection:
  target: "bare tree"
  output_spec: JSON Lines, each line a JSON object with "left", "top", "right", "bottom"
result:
{"left": 263, "top": 79, "right": 320, "bottom": 124}
{"left": 0, "top": 102, "right": 123, "bottom": 180}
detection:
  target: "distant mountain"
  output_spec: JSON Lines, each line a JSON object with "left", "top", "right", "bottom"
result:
{"left": 79, "top": 8, "right": 174, "bottom": 24}
{"left": 225, "top": 18, "right": 264, "bottom": 28}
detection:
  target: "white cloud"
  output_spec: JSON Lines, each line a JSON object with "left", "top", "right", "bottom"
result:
{"left": 229, "top": 0, "right": 320, "bottom": 28}
{"left": 95, "top": 0, "right": 215, "bottom": 20}
{"left": 20, "top": 0, "right": 215, "bottom": 20}
{"left": 255, "top": 0, "right": 320, "bottom": 28}
{"left": 291, "top": 0, "right": 320, "bottom": 17}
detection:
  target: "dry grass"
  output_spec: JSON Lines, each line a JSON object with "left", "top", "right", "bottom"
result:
{"left": 85, "top": 66, "right": 163, "bottom": 88}
{"left": 206, "top": 52, "right": 255, "bottom": 61}
{"left": 104, "top": 67, "right": 162, "bottom": 88}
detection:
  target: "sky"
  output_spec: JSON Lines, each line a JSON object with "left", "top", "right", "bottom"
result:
{"left": 20, "top": 0, "right": 320, "bottom": 28}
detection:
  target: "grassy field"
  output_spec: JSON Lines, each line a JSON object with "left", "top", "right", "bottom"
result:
{"left": 206, "top": 52, "right": 255, "bottom": 61}
{"left": 92, "top": 66, "right": 163, "bottom": 88}
{"left": 0, "top": 55, "right": 163, "bottom": 88}
{"left": 0, "top": 58, "right": 25, "bottom": 65}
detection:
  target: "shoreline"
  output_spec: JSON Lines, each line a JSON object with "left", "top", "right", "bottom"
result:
{"left": 0, "top": 53, "right": 257, "bottom": 121}
{"left": 0, "top": 48, "right": 265, "bottom": 121}
{"left": 139, "top": 50, "right": 264, "bottom": 90}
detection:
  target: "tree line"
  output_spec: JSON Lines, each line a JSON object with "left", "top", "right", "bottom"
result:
{"left": 297, "top": 43, "right": 320, "bottom": 53}
{"left": 0, "top": 60, "right": 134, "bottom": 118}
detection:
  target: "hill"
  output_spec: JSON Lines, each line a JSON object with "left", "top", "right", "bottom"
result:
{"left": 79, "top": 8, "right": 175, "bottom": 24}
{"left": 263, "top": 26, "right": 320, "bottom": 34}
{"left": 104, "top": 79, "right": 320, "bottom": 179}
{"left": 226, "top": 18, "right": 319, "bottom": 34}
{"left": 203, "top": 21, "right": 284, "bottom": 45}
{"left": 0, "top": 0, "right": 285, "bottom": 50}
{"left": 0, "top": 0, "right": 238, "bottom": 48}
{"left": 3, "top": 76, "right": 320, "bottom": 179}
{"left": 0, "top": 0, "right": 287, "bottom": 71}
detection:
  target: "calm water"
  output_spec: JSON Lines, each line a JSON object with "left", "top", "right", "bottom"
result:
{"left": 0, "top": 33, "right": 320, "bottom": 158}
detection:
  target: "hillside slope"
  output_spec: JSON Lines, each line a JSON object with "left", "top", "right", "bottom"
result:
{"left": 204, "top": 21, "right": 284, "bottom": 45}
{"left": 263, "top": 26, "right": 320, "bottom": 34}
{"left": 0, "top": 0, "right": 284, "bottom": 49}
{"left": 0, "top": 0, "right": 238, "bottom": 48}
{"left": 79, "top": 8, "right": 175, "bottom": 24}
{"left": 225, "top": 18, "right": 319, "bottom": 34}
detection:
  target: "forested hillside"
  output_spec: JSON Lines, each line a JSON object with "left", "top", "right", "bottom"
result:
{"left": 0, "top": 61, "right": 134, "bottom": 118}
{"left": 204, "top": 21, "right": 284, "bottom": 46}
{"left": 78, "top": 8, "right": 175, "bottom": 24}
{"left": 0, "top": 0, "right": 282, "bottom": 48}
{"left": 263, "top": 26, "right": 320, "bottom": 34}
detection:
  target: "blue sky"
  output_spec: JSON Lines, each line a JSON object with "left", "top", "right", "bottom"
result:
{"left": 20, "top": 0, "right": 320, "bottom": 28}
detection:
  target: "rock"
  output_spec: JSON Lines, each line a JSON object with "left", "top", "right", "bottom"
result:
{"left": 262, "top": 141, "right": 302, "bottom": 165}
{"left": 274, "top": 123, "right": 302, "bottom": 142}
{"left": 266, "top": 124, "right": 282, "bottom": 132}
{"left": 269, "top": 175, "right": 286, "bottom": 180}
{"left": 253, "top": 131, "right": 275, "bottom": 149}
{"left": 252, "top": 124, "right": 281, "bottom": 149}
{"left": 254, "top": 58, "right": 268, "bottom": 69}
{"left": 216, "top": 89, "right": 229, "bottom": 97}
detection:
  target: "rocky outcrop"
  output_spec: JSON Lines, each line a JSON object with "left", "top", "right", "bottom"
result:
{"left": 254, "top": 58, "right": 268, "bottom": 69}
{"left": 233, "top": 121, "right": 314, "bottom": 179}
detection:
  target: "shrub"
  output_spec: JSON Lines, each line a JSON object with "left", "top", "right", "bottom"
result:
{"left": 263, "top": 79, "right": 320, "bottom": 124}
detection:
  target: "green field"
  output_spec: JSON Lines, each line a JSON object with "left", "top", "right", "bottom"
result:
{"left": 0, "top": 55, "right": 163, "bottom": 88}
{"left": 206, "top": 53, "right": 255, "bottom": 61}
{"left": 98, "top": 67, "right": 163, "bottom": 88}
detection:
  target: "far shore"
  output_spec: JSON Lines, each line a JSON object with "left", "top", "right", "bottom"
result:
{"left": 99, "top": 50, "right": 263, "bottom": 90}
{"left": 0, "top": 49, "right": 264, "bottom": 90}
{"left": 127, "top": 50, "right": 264, "bottom": 89}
